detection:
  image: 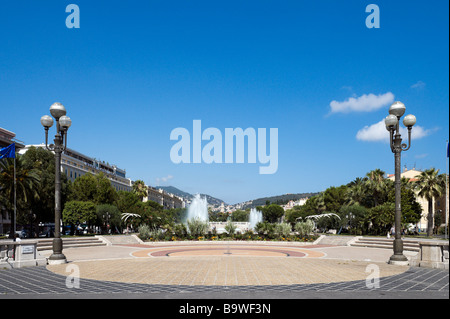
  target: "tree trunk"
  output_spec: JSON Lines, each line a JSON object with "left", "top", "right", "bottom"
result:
{"left": 427, "top": 197, "right": 434, "bottom": 237}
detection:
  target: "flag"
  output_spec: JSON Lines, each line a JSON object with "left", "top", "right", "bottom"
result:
{"left": 0, "top": 143, "right": 15, "bottom": 159}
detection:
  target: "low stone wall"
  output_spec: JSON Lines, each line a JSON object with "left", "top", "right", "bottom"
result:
{"left": 0, "top": 240, "right": 47, "bottom": 269}
{"left": 209, "top": 222, "right": 250, "bottom": 234}
{"left": 410, "top": 242, "right": 449, "bottom": 269}
{"left": 96, "top": 234, "right": 142, "bottom": 245}
{"left": 315, "top": 235, "right": 357, "bottom": 246}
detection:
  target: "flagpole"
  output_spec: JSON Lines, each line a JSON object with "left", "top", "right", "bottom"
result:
{"left": 446, "top": 140, "right": 449, "bottom": 240}
{"left": 14, "top": 156, "right": 16, "bottom": 236}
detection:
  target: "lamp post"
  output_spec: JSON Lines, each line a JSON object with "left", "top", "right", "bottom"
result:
{"left": 385, "top": 101, "right": 416, "bottom": 265}
{"left": 41, "top": 102, "right": 72, "bottom": 265}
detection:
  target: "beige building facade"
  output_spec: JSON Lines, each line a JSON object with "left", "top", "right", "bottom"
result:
{"left": 19, "top": 144, "right": 132, "bottom": 192}
{"left": 144, "top": 186, "right": 185, "bottom": 209}
{"left": 387, "top": 168, "right": 448, "bottom": 232}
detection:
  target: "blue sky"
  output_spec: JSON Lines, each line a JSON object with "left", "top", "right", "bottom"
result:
{"left": 1, "top": 0, "right": 448, "bottom": 204}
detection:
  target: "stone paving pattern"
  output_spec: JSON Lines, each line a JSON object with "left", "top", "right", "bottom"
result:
{"left": 0, "top": 241, "right": 448, "bottom": 296}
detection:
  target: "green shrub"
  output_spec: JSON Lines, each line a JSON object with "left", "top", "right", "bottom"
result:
{"left": 274, "top": 222, "right": 292, "bottom": 237}
{"left": 138, "top": 224, "right": 151, "bottom": 240}
{"left": 294, "top": 219, "right": 314, "bottom": 237}
{"left": 255, "top": 222, "right": 275, "bottom": 238}
{"left": 149, "top": 227, "right": 166, "bottom": 241}
{"left": 173, "top": 223, "right": 188, "bottom": 237}
{"left": 224, "top": 220, "right": 237, "bottom": 236}
{"left": 186, "top": 218, "right": 209, "bottom": 237}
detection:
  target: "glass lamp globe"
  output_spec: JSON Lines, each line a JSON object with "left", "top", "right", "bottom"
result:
{"left": 403, "top": 114, "right": 416, "bottom": 127}
{"left": 59, "top": 115, "right": 72, "bottom": 129}
{"left": 389, "top": 101, "right": 406, "bottom": 117}
{"left": 385, "top": 114, "right": 398, "bottom": 129}
{"left": 50, "top": 102, "right": 67, "bottom": 119}
{"left": 40, "top": 115, "right": 54, "bottom": 128}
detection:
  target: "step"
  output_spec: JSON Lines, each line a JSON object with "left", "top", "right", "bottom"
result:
{"left": 350, "top": 237, "right": 420, "bottom": 252}
{"left": 356, "top": 240, "right": 419, "bottom": 247}
{"left": 358, "top": 237, "right": 421, "bottom": 244}
{"left": 37, "top": 238, "right": 100, "bottom": 246}
{"left": 316, "top": 236, "right": 356, "bottom": 246}
{"left": 35, "top": 237, "right": 105, "bottom": 251}
{"left": 37, "top": 242, "right": 106, "bottom": 251}
{"left": 351, "top": 242, "right": 420, "bottom": 252}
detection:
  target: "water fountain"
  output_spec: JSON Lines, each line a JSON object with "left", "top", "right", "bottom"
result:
{"left": 186, "top": 194, "right": 209, "bottom": 222}
{"left": 248, "top": 208, "right": 263, "bottom": 230}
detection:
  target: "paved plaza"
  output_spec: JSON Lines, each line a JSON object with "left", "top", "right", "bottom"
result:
{"left": 0, "top": 239, "right": 448, "bottom": 299}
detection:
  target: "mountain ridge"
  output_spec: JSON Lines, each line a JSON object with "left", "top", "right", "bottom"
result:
{"left": 157, "top": 185, "right": 318, "bottom": 208}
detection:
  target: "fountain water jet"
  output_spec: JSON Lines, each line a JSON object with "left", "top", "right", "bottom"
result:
{"left": 249, "top": 208, "right": 263, "bottom": 230}
{"left": 186, "top": 194, "right": 209, "bottom": 222}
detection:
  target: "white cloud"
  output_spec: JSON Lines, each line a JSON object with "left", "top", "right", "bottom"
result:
{"left": 330, "top": 92, "right": 395, "bottom": 114}
{"left": 356, "top": 119, "right": 389, "bottom": 142}
{"left": 156, "top": 174, "right": 174, "bottom": 185}
{"left": 356, "top": 119, "right": 434, "bottom": 142}
{"left": 411, "top": 81, "right": 426, "bottom": 90}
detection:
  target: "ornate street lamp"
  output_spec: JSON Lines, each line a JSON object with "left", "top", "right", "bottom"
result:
{"left": 385, "top": 101, "right": 416, "bottom": 265}
{"left": 41, "top": 102, "right": 72, "bottom": 265}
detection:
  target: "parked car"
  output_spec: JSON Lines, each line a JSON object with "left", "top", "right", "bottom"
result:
{"left": 39, "top": 229, "right": 54, "bottom": 238}
{"left": 5, "top": 230, "right": 28, "bottom": 239}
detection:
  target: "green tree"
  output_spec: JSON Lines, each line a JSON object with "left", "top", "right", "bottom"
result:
{"left": 0, "top": 155, "right": 40, "bottom": 238}
{"left": 21, "top": 146, "right": 72, "bottom": 228}
{"left": 132, "top": 179, "right": 148, "bottom": 201}
{"left": 284, "top": 194, "right": 326, "bottom": 224}
{"left": 62, "top": 200, "right": 97, "bottom": 234}
{"left": 346, "top": 177, "right": 369, "bottom": 207}
{"left": 70, "top": 173, "right": 97, "bottom": 202}
{"left": 338, "top": 204, "right": 368, "bottom": 235}
{"left": 231, "top": 209, "right": 249, "bottom": 222}
{"left": 323, "top": 185, "right": 347, "bottom": 213}
{"left": 285, "top": 205, "right": 312, "bottom": 224}
{"left": 94, "top": 173, "right": 117, "bottom": 204}
{"left": 71, "top": 172, "right": 117, "bottom": 204}
{"left": 96, "top": 204, "right": 122, "bottom": 234}
{"left": 261, "top": 204, "right": 284, "bottom": 223}
{"left": 115, "top": 190, "right": 140, "bottom": 213}
{"left": 365, "top": 169, "right": 388, "bottom": 207}
{"left": 366, "top": 202, "right": 395, "bottom": 235}
{"left": 413, "top": 168, "right": 446, "bottom": 236}
{"left": 386, "top": 181, "right": 422, "bottom": 226}
{"left": 308, "top": 194, "right": 326, "bottom": 214}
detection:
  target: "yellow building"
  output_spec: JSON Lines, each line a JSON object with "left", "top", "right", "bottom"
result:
{"left": 387, "top": 168, "right": 448, "bottom": 232}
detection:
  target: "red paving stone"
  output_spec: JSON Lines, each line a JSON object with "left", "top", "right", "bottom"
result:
{"left": 149, "top": 247, "right": 307, "bottom": 257}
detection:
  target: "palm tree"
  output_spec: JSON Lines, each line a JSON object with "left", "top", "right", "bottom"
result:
{"left": 346, "top": 177, "right": 368, "bottom": 206}
{"left": 132, "top": 179, "right": 148, "bottom": 201}
{"left": 310, "top": 194, "right": 326, "bottom": 214}
{"left": 413, "top": 168, "right": 446, "bottom": 236}
{"left": 0, "top": 156, "right": 40, "bottom": 238}
{"left": 365, "top": 169, "right": 387, "bottom": 207}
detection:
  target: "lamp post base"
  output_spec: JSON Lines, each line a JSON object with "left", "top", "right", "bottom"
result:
{"left": 48, "top": 237, "right": 67, "bottom": 265}
{"left": 48, "top": 254, "right": 67, "bottom": 265}
{"left": 389, "top": 254, "right": 409, "bottom": 266}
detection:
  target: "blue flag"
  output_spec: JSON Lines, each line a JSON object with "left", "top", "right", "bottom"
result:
{"left": 0, "top": 143, "right": 15, "bottom": 159}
